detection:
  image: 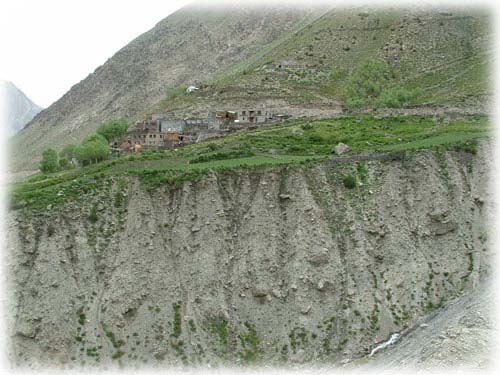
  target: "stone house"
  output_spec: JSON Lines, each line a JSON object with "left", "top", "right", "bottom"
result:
{"left": 236, "top": 109, "right": 268, "bottom": 124}
{"left": 160, "top": 119, "right": 185, "bottom": 133}
{"left": 184, "top": 117, "right": 223, "bottom": 132}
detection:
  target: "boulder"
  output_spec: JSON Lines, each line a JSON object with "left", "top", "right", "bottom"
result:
{"left": 301, "top": 305, "right": 312, "bottom": 315}
{"left": 307, "top": 250, "right": 330, "bottom": 267}
{"left": 317, "top": 279, "right": 332, "bottom": 291}
{"left": 252, "top": 288, "right": 269, "bottom": 298}
{"left": 290, "top": 349, "right": 307, "bottom": 364}
{"left": 334, "top": 142, "right": 350, "bottom": 155}
{"left": 432, "top": 221, "right": 458, "bottom": 236}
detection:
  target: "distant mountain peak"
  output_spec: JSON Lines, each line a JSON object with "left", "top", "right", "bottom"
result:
{"left": 1, "top": 79, "right": 42, "bottom": 137}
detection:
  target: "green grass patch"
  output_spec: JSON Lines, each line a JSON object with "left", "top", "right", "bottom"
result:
{"left": 238, "top": 321, "right": 262, "bottom": 363}
{"left": 9, "top": 114, "right": 490, "bottom": 212}
{"left": 172, "top": 302, "right": 182, "bottom": 339}
{"left": 205, "top": 316, "right": 229, "bottom": 356}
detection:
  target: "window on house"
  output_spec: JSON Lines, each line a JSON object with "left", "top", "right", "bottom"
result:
{"left": 242, "top": 111, "right": 246, "bottom": 115}
{"left": 257, "top": 110, "right": 262, "bottom": 115}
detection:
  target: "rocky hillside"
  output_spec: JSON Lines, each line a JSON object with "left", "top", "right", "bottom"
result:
{"left": 358, "top": 283, "right": 495, "bottom": 372}
{"left": 10, "top": 5, "right": 492, "bottom": 173}
{"left": 0, "top": 80, "right": 42, "bottom": 137}
{"left": 161, "top": 6, "right": 492, "bottom": 119}
{"left": 9, "top": 2, "right": 327, "bottom": 172}
{"left": 6, "top": 139, "right": 493, "bottom": 368}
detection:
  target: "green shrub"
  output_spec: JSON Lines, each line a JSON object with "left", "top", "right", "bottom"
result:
{"left": 207, "top": 143, "right": 219, "bottom": 151}
{"left": 89, "top": 206, "right": 98, "bottom": 223}
{"left": 161, "top": 86, "right": 187, "bottom": 104}
{"left": 114, "top": 191, "right": 123, "bottom": 207}
{"left": 307, "top": 134, "right": 324, "bottom": 143}
{"left": 78, "top": 313, "right": 86, "bottom": 326}
{"left": 188, "top": 319, "right": 197, "bottom": 332}
{"left": 342, "top": 174, "right": 357, "bottom": 189}
{"left": 112, "top": 350, "right": 124, "bottom": 359}
{"left": 47, "top": 223, "right": 55, "bottom": 237}
{"left": 454, "top": 142, "right": 477, "bottom": 154}
{"left": 205, "top": 316, "right": 228, "bottom": 350}
{"left": 190, "top": 149, "right": 254, "bottom": 164}
{"left": 172, "top": 302, "right": 182, "bottom": 338}
{"left": 356, "top": 163, "right": 368, "bottom": 182}
{"left": 379, "top": 87, "right": 422, "bottom": 108}
{"left": 238, "top": 321, "right": 262, "bottom": 363}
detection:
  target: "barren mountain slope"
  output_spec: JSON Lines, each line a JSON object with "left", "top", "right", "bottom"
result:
{"left": 6, "top": 140, "right": 493, "bottom": 367}
{"left": 9, "top": 2, "right": 327, "bottom": 172}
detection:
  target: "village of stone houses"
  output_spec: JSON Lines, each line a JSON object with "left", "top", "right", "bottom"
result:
{"left": 115, "top": 104, "right": 292, "bottom": 153}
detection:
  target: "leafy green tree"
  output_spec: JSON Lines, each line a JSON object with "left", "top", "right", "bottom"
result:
{"left": 57, "top": 144, "right": 77, "bottom": 170}
{"left": 344, "top": 59, "right": 385, "bottom": 108}
{"left": 39, "top": 148, "right": 59, "bottom": 173}
{"left": 60, "top": 144, "right": 76, "bottom": 159}
{"left": 96, "top": 119, "right": 129, "bottom": 142}
{"left": 59, "top": 157, "right": 70, "bottom": 169}
{"left": 83, "top": 133, "right": 108, "bottom": 145}
{"left": 74, "top": 140, "right": 109, "bottom": 166}
{"left": 343, "top": 59, "right": 421, "bottom": 109}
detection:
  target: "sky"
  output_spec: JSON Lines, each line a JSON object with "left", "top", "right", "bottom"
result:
{"left": 0, "top": 0, "right": 192, "bottom": 108}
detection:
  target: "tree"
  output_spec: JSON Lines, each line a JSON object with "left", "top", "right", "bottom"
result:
{"left": 60, "top": 144, "right": 76, "bottom": 159}
{"left": 83, "top": 133, "right": 108, "bottom": 145}
{"left": 39, "top": 148, "right": 59, "bottom": 173}
{"left": 58, "top": 144, "right": 76, "bottom": 170}
{"left": 96, "top": 119, "right": 129, "bottom": 142}
{"left": 74, "top": 137, "right": 109, "bottom": 166}
{"left": 344, "top": 59, "right": 385, "bottom": 108}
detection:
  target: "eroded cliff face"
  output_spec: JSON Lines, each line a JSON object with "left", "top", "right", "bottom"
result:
{"left": 6, "top": 141, "right": 493, "bottom": 368}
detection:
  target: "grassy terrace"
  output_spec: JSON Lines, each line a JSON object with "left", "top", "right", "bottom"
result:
{"left": 10, "top": 115, "right": 491, "bottom": 211}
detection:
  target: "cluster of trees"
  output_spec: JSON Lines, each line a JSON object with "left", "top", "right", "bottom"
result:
{"left": 343, "top": 59, "right": 421, "bottom": 109}
{"left": 39, "top": 119, "right": 129, "bottom": 173}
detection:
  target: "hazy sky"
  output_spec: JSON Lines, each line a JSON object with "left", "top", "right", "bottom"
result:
{"left": 0, "top": 0, "right": 191, "bottom": 108}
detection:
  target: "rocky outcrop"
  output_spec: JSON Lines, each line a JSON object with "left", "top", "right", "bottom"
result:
{"left": 6, "top": 141, "right": 493, "bottom": 367}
